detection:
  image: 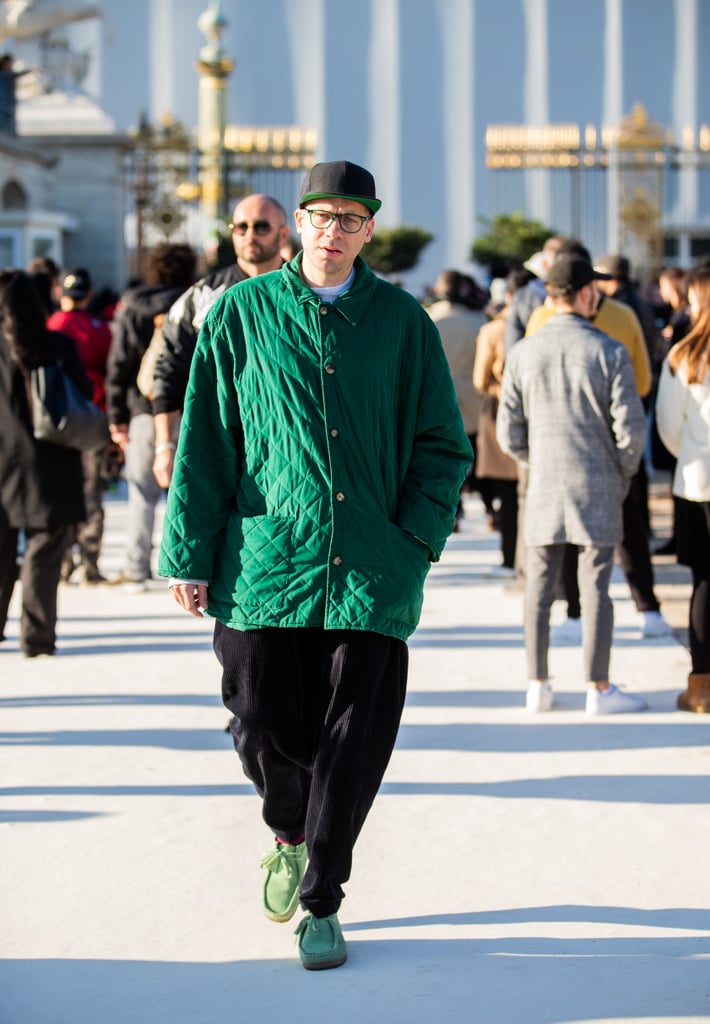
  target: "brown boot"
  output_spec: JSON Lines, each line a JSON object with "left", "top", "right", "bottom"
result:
{"left": 677, "top": 673, "right": 710, "bottom": 713}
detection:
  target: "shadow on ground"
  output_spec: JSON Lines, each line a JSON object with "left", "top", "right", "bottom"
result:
{"left": 3, "top": 930, "right": 708, "bottom": 1024}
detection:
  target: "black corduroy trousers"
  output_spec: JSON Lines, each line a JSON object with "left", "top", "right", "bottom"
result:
{"left": 214, "top": 623, "right": 408, "bottom": 918}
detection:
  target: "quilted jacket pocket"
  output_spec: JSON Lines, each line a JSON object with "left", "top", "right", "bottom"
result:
{"left": 380, "top": 522, "right": 431, "bottom": 627}
{"left": 230, "top": 514, "right": 296, "bottom": 608}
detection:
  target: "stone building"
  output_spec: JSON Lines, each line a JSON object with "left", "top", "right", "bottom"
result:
{"left": 0, "top": 1, "right": 131, "bottom": 288}
{"left": 16, "top": 91, "right": 131, "bottom": 287}
{"left": 2, "top": 0, "right": 710, "bottom": 292}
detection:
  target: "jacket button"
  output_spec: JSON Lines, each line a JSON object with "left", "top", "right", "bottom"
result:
{"left": 330, "top": 428, "right": 339, "bottom": 438}
{"left": 324, "top": 363, "right": 336, "bottom": 374}
{"left": 332, "top": 555, "right": 343, "bottom": 566}
{"left": 335, "top": 492, "right": 345, "bottom": 502}
{"left": 319, "top": 305, "right": 328, "bottom": 315}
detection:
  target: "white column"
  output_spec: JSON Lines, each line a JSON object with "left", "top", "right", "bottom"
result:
{"left": 150, "top": 0, "right": 176, "bottom": 122}
{"left": 678, "top": 234, "right": 692, "bottom": 267}
{"left": 367, "top": 0, "right": 401, "bottom": 225}
{"left": 604, "top": 0, "right": 623, "bottom": 252}
{"left": 69, "top": 18, "right": 102, "bottom": 103}
{"left": 672, "top": 0, "right": 698, "bottom": 229}
{"left": 603, "top": 0, "right": 623, "bottom": 127}
{"left": 283, "top": 0, "right": 326, "bottom": 159}
{"left": 440, "top": 0, "right": 474, "bottom": 267}
{"left": 522, "top": 0, "right": 550, "bottom": 225}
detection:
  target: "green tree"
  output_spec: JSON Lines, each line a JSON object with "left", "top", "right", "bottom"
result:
{"left": 362, "top": 226, "right": 433, "bottom": 277}
{"left": 471, "top": 213, "right": 555, "bottom": 276}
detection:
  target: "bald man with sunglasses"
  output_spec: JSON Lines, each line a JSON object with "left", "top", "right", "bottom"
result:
{"left": 152, "top": 194, "right": 289, "bottom": 486}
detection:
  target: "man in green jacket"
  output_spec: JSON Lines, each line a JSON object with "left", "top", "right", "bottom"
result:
{"left": 159, "top": 160, "right": 471, "bottom": 971}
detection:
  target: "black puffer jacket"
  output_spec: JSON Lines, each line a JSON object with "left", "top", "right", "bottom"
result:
{"left": 0, "top": 330, "right": 89, "bottom": 529}
{"left": 151, "top": 264, "right": 249, "bottom": 416}
{"left": 106, "top": 283, "right": 187, "bottom": 425}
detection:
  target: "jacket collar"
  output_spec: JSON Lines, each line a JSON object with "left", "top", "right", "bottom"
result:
{"left": 283, "top": 254, "right": 379, "bottom": 326}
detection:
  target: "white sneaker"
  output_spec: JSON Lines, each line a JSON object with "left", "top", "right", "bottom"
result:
{"left": 526, "top": 680, "right": 554, "bottom": 713}
{"left": 120, "top": 580, "right": 148, "bottom": 594}
{"left": 641, "top": 611, "right": 673, "bottom": 638}
{"left": 551, "top": 617, "right": 582, "bottom": 645}
{"left": 585, "top": 684, "right": 647, "bottom": 716}
{"left": 109, "top": 575, "right": 148, "bottom": 593}
{"left": 488, "top": 565, "right": 517, "bottom": 579}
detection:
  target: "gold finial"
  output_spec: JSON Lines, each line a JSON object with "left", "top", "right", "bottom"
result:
{"left": 617, "top": 103, "right": 665, "bottom": 149}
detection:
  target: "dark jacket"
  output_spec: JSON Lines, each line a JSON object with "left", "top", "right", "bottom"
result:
{"left": 151, "top": 263, "right": 249, "bottom": 416}
{"left": 0, "top": 330, "right": 89, "bottom": 529}
{"left": 106, "top": 283, "right": 187, "bottom": 425}
{"left": 612, "top": 282, "right": 662, "bottom": 371}
{"left": 503, "top": 278, "right": 547, "bottom": 353}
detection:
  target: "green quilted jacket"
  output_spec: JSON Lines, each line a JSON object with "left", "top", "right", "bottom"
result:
{"left": 158, "top": 255, "right": 472, "bottom": 640}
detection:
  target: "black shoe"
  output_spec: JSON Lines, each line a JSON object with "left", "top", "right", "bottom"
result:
{"left": 486, "top": 511, "right": 501, "bottom": 532}
{"left": 654, "top": 537, "right": 676, "bottom": 556}
{"left": 81, "top": 570, "right": 108, "bottom": 585}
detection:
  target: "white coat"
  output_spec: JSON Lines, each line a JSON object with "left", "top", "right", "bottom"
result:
{"left": 656, "top": 355, "right": 710, "bottom": 502}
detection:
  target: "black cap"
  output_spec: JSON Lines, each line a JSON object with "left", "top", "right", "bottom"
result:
{"left": 61, "top": 267, "right": 92, "bottom": 299}
{"left": 546, "top": 255, "right": 611, "bottom": 292}
{"left": 594, "top": 254, "right": 630, "bottom": 280}
{"left": 299, "top": 160, "right": 381, "bottom": 214}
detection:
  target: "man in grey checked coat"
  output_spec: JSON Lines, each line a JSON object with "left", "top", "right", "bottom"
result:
{"left": 497, "top": 255, "right": 648, "bottom": 716}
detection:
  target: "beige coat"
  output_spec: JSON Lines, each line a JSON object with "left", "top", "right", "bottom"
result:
{"left": 428, "top": 300, "right": 487, "bottom": 434}
{"left": 472, "top": 314, "right": 518, "bottom": 480}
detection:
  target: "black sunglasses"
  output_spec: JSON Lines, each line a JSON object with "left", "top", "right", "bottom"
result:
{"left": 230, "top": 220, "right": 275, "bottom": 236}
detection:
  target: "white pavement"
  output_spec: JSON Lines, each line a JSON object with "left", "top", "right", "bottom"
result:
{"left": 2, "top": 488, "right": 709, "bottom": 1024}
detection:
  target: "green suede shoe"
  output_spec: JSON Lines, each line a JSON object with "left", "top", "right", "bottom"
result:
{"left": 294, "top": 912, "right": 347, "bottom": 971}
{"left": 260, "top": 840, "right": 307, "bottom": 922}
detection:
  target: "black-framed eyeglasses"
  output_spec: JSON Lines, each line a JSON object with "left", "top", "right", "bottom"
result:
{"left": 230, "top": 220, "right": 275, "bottom": 236}
{"left": 304, "top": 209, "right": 371, "bottom": 234}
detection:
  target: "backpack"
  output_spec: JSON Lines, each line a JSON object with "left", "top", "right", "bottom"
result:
{"left": 136, "top": 313, "right": 165, "bottom": 401}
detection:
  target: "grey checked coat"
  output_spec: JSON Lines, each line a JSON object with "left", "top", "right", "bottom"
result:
{"left": 496, "top": 312, "right": 647, "bottom": 547}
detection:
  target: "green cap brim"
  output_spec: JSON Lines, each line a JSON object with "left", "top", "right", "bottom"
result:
{"left": 300, "top": 191, "right": 381, "bottom": 214}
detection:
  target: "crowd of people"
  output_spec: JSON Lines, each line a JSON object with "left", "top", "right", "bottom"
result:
{"left": 0, "top": 202, "right": 293, "bottom": 647}
{"left": 1, "top": 161, "right": 709, "bottom": 972}
{"left": 429, "top": 241, "right": 710, "bottom": 719}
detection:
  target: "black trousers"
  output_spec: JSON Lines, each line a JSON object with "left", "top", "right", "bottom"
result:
{"left": 617, "top": 462, "right": 660, "bottom": 612}
{"left": 677, "top": 498, "right": 710, "bottom": 673}
{"left": 214, "top": 624, "right": 408, "bottom": 918}
{"left": 493, "top": 478, "right": 518, "bottom": 569}
{"left": 0, "top": 523, "right": 72, "bottom": 653}
{"left": 63, "top": 445, "right": 105, "bottom": 578}
{"left": 561, "top": 545, "right": 581, "bottom": 619}
{"left": 0, "top": 524, "right": 19, "bottom": 639}
{"left": 689, "top": 571, "right": 710, "bottom": 673}
{"left": 464, "top": 432, "right": 496, "bottom": 513}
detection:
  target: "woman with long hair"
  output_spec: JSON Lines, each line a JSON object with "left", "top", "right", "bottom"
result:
{"left": 0, "top": 269, "right": 89, "bottom": 656}
{"left": 656, "top": 266, "right": 710, "bottom": 712}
